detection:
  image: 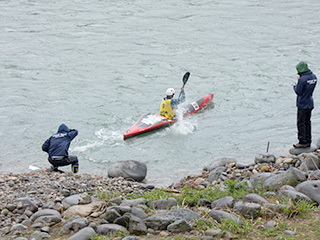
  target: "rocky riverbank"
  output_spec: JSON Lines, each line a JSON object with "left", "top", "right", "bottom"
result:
{"left": 1, "top": 146, "right": 320, "bottom": 240}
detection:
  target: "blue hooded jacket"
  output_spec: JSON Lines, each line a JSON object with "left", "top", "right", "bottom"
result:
{"left": 42, "top": 124, "right": 78, "bottom": 158}
{"left": 294, "top": 71, "right": 317, "bottom": 109}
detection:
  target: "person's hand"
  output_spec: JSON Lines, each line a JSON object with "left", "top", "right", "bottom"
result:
{"left": 292, "top": 83, "right": 296, "bottom": 87}
{"left": 181, "top": 87, "right": 184, "bottom": 91}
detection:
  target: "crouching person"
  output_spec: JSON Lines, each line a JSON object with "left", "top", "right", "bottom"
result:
{"left": 42, "top": 123, "right": 79, "bottom": 173}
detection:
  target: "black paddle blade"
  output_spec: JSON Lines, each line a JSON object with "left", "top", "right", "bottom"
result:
{"left": 183, "top": 72, "right": 190, "bottom": 86}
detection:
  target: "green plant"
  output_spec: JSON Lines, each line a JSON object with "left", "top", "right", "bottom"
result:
{"left": 220, "top": 216, "right": 262, "bottom": 236}
{"left": 95, "top": 190, "right": 120, "bottom": 201}
{"left": 193, "top": 218, "right": 214, "bottom": 231}
{"left": 283, "top": 199, "right": 318, "bottom": 218}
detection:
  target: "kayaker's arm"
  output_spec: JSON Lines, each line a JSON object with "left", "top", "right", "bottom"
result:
{"left": 171, "top": 88, "right": 185, "bottom": 108}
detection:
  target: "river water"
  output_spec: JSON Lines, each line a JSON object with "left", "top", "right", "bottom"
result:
{"left": 1, "top": 0, "right": 320, "bottom": 186}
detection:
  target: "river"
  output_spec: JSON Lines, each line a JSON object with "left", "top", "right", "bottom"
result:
{"left": 1, "top": 0, "right": 320, "bottom": 186}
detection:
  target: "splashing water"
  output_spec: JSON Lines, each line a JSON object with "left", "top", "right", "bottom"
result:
{"left": 171, "top": 103, "right": 197, "bottom": 135}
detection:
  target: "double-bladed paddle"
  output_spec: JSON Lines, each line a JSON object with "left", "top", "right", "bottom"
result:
{"left": 178, "top": 72, "right": 190, "bottom": 98}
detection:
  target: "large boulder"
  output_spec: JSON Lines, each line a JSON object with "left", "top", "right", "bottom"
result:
{"left": 289, "top": 145, "right": 317, "bottom": 155}
{"left": 295, "top": 180, "right": 320, "bottom": 204}
{"left": 145, "top": 209, "right": 201, "bottom": 230}
{"left": 203, "top": 158, "right": 237, "bottom": 171}
{"left": 299, "top": 153, "right": 320, "bottom": 172}
{"left": 108, "top": 160, "right": 147, "bottom": 182}
{"left": 250, "top": 167, "right": 306, "bottom": 190}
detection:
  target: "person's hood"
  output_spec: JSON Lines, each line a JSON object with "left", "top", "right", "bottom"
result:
{"left": 296, "top": 61, "right": 311, "bottom": 74}
{"left": 57, "top": 124, "right": 70, "bottom": 133}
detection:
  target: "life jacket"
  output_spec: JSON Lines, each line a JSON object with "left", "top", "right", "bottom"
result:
{"left": 160, "top": 98, "right": 174, "bottom": 119}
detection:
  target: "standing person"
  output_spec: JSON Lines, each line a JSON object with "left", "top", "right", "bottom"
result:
{"left": 160, "top": 87, "right": 185, "bottom": 119}
{"left": 42, "top": 123, "right": 79, "bottom": 173}
{"left": 292, "top": 61, "right": 317, "bottom": 148}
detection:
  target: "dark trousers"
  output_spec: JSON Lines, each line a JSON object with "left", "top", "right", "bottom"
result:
{"left": 297, "top": 108, "right": 312, "bottom": 144}
{"left": 48, "top": 156, "right": 78, "bottom": 167}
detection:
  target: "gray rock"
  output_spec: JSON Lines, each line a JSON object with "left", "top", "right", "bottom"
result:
{"left": 96, "top": 223, "right": 129, "bottom": 236}
{"left": 120, "top": 198, "right": 147, "bottom": 207}
{"left": 145, "top": 209, "right": 201, "bottom": 230}
{"left": 262, "top": 167, "right": 307, "bottom": 190}
{"left": 203, "top": 158, "right": 237, "bottom": 171}
{"left": 250, "top": 172, "right": 274, "bottom": 189}
{"left": 148, "top": 198, "right": 177, "bottom": 210}
{"left": 114, "top": 213, "right": 131, "bottom": 228}
{"left": 289, "top": 145, "right": 317, "bottom": 155}
{"left": 131, "top": 207, "right": 148, "bottom": 219}
{"left": 29, "top": 230, "right": 51, "bottom": 239}
{"left": 167, "top": 219, "right": 192, "bottom": 233}
{"left": 264, "top": 203, "right": 288, "bottom": 213}
{"left": 108, "top": 205, "right": 132, "bottom": 215}
{"left": 62, "top": 194, "right": 80, "bottom": 209}
{"left": 108, "top": 160, "right": 147, "bottom": 182}
{"left": 278, "top": 189, "right": 313, "bottom": 203}
{"left": 204, "top": 228, "right": 223, "bottom": 237}
{"left": 208, "top": 166, "right": 226, "bottom": 183}
{"left": 309, "top": 170, "right": 320, "bottom": 180}
{"left": 67, "top": 227, "right": 97, "bottom": 240}
{"left": 61, "top": 217, "right": 89, "bottom": 234}
{"left": 197, "top": 198, "right": 211, "bottom": 207}
{"left": 30, "top": 209, "right": 62, "bottom": 225}
{"left": 109, "top": 197, "right": 122, "bottom": 205}
{"left": 299, "top": 153, "right": 320, "bottom": 172}
{"left": 284, "top": 230, "right": 296, "bottom": 235}
{"left": 10, "top": 223, "right": 28, "bottom": 232}
{"left": 242, "top": 193, "right": 269, "bottom": 205}
{"left": 254, "top": 153, "right": 276, "bottom": 164}
{"left": 211, "top": 196, "right": 235, "bottom": 210}
{"left": 104, "top": 209, "right": 121, "bottom": 223}
{"left": 265, "top": 220, "right": 278, "bottom": 228}
{"left": 40, "top": 227, "right": 50, "bottom": 233}
{"left": 234, "top": 201, "right": 261, "bottom": 219}
{"left": 78, "top": 193, "right": 92, "bottom": 205}
{"left": 122, "top": 237, "right": 138, "bottom": 240}
{"left": 295, "top": 180, "right": 320, "bottom": 204}
{"left": 208, "top": 210, "right": 243, "bottom": 224}
{"left": 128, "top": 214, "right": 148, "bottom": 235}
{"left": 14, "top": 197, "right": 39, "bottom": 213}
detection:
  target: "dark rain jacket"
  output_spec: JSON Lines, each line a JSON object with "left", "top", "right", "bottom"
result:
{"left": 294, "top": 72, "right": 317, "bottom": 109}
{"left": 42, "top": 124, "right": 78, "bottom": 158}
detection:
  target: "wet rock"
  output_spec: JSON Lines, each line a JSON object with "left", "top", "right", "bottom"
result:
{"left": 204, "top": 158, "right": 237, "bottom": 171}
{"left": 108, "top": 160, "right": 147, "bottom": 182}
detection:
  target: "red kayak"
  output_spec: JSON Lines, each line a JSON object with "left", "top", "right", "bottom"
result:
{"left": 123, "top": 94, "right": 214, "bottom": 140}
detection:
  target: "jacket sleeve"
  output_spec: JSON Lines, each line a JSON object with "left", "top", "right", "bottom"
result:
{"left": 171, "top": 91, "right": 185, "bottom": 108}
{"left": 42, "top": 138, "right": 50, "bottom": 152}
{"left": 68, "top": 129, "right": 78, "bottom": 141}
{"left": 294, "top": 79, "right": 305, "bottom": 96}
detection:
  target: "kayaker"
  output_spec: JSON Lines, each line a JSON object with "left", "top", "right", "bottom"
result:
{"left": 292, "top": 61, "right": 317, "bottom": 148}
{"left": 42, "top": 123, "right": 79, "bottom": 173}
{"left": 160, "top": 87, "right": 185, "bottom": 119}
